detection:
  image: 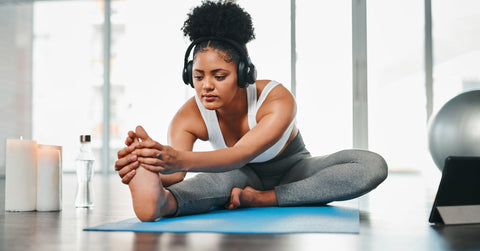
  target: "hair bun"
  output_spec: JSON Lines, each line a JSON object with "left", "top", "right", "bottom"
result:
{"left": 182, "top": 1, "right": 255, "bottom": 45}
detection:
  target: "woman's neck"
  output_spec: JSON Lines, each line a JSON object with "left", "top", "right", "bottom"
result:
{"left": 215, "top": 87, "right": 248, "bottom": 121}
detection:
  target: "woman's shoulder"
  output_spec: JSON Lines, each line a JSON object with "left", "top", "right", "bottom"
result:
{"left": 254, "top": 79, "right": 272, "bottom": 93}
{"left": 175, "top": 96, "right": 197, "bottom": 114}
{"left": 170, "top": 96, "right": 208, "bottom": 140}
{"left": 173, "top": 96, "right": 205, "bottom": 123}
{"left": 255, "top": 79, "right": 293, "bottom": 99}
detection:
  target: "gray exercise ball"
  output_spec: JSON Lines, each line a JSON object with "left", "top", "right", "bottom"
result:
{"left": 428, "top": 90, "right": 480, "bottom": 170}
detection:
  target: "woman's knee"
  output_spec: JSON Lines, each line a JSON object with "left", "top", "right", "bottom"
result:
{"left": 355, "top": 149, "right": 388, "bottom": 184}
{"left": 337, "top": 149, "right": 388, "bottom": 184}
{"left": 367, "top": 151, "right": 388, "bottom": 181}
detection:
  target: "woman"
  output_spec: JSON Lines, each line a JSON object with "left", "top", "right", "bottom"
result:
{"left": 114, "top": 0, "right": 387, "bottom": 222}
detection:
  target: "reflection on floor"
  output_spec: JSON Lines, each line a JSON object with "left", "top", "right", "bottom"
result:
{"left": 1, "top": 172, "right": 479, "bottom": 251}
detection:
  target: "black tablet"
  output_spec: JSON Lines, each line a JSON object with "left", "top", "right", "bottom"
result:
{"left": 429, "top": 156, "right": 480, "bottom": 224}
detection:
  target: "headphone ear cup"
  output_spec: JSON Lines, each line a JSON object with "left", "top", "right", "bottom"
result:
{"left": 183, "top": 61, "right": 194, "bottom": 87}
{"left": 237, "top": 60, "right": 246, "bottom": 88}
{"left": 246, "top": 63, "right": 257, "bottom": 86}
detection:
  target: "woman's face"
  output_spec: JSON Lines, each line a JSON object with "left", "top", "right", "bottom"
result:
{"left": 192, "top": 47, "right": 239, "bottom": 110}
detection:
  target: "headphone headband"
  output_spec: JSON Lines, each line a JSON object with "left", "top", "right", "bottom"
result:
{"left": 182, "top": 36, "right": 256, "bottom": 88}
{"left": 183, "top": 37, "right": 249, "bottom": 66}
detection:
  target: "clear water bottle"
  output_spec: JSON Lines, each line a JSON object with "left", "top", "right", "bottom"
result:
{"left": 75, "top": 135, "right": 95, "bottom": 208}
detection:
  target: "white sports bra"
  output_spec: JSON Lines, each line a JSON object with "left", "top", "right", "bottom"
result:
{"left": 194, "top": 80, "right": 295, "bottom": 163}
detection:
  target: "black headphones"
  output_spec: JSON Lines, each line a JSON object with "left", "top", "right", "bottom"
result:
{"left": 182, "top": 36, "right": 257, "bottom": 88}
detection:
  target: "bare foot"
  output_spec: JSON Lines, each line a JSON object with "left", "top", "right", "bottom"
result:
{"left": 127, "top": 125, "right": 178, "bottom": 221}
{"left": 129, "top": 167, "right": 177, "bottom": 221}
{"left": 226, "top": 186, "right": 278, "bottom": 210}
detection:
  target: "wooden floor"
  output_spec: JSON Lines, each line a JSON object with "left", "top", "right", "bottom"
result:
{"left": 1, "top": 172, "right": 480, "bottom": 251}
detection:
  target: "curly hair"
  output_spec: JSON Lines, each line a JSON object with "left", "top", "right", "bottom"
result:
{"left": 181, "top": 0, "right": 255, "bottom": 45}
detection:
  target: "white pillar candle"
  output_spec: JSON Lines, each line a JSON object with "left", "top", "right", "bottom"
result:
{"left": 5, "top": 138, "right": 38, "bottom": 211}
{"left": 36, "top": 145, "right": 62, "bottom": 211}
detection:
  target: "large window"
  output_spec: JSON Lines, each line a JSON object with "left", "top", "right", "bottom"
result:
{"left": 2, "top": 0, "right": 479, "bottom": 175}
{"left": 110, "top": 0, "right": 291, "bottom": 170}
{"left": 432, "top": 0, "right": 480, "bottom": 110}
{"left": 30, "top": 0, "right": 291, "bottom": 172}
{"left": 295, "top": 1, "right": 352, "bottom": 156}
{"left": 32, "top": 1, "right": 104, "bottom": 172}
{"left": 367, "top": 0, "right": 427, "bottom": 172}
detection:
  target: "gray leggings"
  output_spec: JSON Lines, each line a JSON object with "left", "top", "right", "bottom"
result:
{"left": 168, "top": 132, "right": 388, "bottom": 216}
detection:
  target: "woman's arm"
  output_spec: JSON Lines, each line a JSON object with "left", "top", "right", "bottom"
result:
{"left": 125, "top": 99, "right": 201, "bottom": 221}
{"left": 185, "top": 82, "right": 297, "bottom": 172}
{"left": 136, "top": 83, "right": 296, "bottom": 174}
{"left": 114, "top": 98, "right": 200, "bottom": 185}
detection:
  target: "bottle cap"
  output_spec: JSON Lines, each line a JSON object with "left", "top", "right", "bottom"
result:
{"left": 80, "top": 135, "right": 91, "bottom": 143}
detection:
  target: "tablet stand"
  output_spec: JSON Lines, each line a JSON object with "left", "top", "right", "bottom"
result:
{"left": 437, "top": 205, "right": 480, "bottom": 225}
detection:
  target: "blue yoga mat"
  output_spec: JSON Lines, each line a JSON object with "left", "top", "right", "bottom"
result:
{"left": 85, "top": 202, "right": 359, "bottom": 234}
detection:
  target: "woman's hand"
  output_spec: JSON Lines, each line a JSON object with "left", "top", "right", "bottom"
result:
{"left": 132, "top": 126, "right": 184, "bottom": 175}
{"left": 114, "top": 130, "right": 140, "bottom": 184}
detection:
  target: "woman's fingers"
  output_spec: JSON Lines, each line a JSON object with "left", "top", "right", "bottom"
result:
{"left": 133, "top": 147, "right": 162, "bottom": 158}
{"left": 115, "top": 148, "right": 136, "bottom": 167}
{"left": 117, "top": 156, "right": 139, "bottom": 175}
{"left": 137, "top": 162, "right": 164, "bottom": 173}
{"left": 121, "top": 169, "right": 136, "bottom": 184}
{"left": 114, "top": 127, "right": 150, "bottom": 185}
{"left": 137, "top": 139, "right": 163, "bottom": 150}
{"left": 117, "top": 144, "right": 136, "bottom": 159}
{"left": 137, "top": 155, "right": 161, "bottom": 165}
{"left": 117, "top": 127, "right": 179, "bottom": 175}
